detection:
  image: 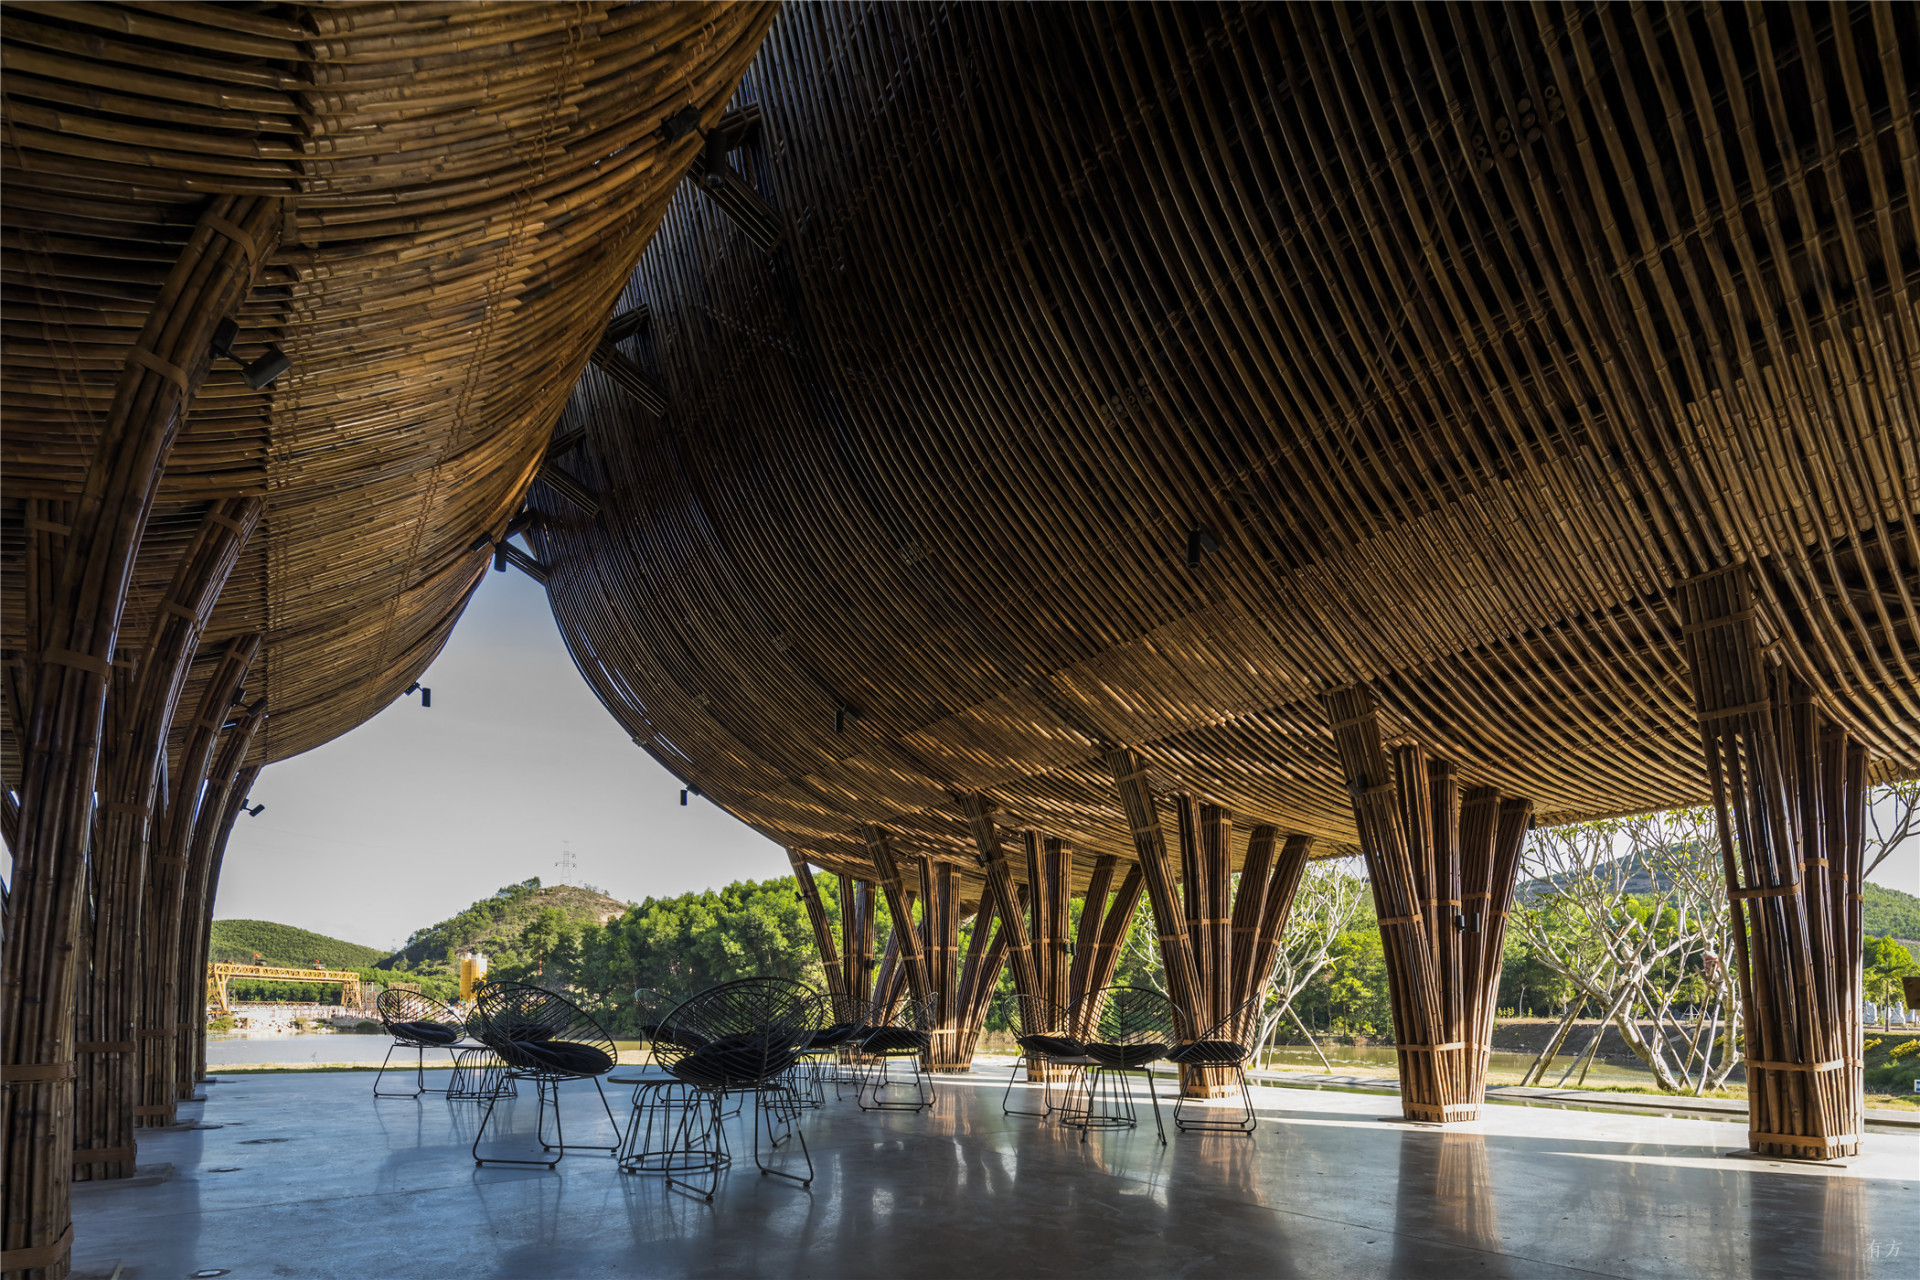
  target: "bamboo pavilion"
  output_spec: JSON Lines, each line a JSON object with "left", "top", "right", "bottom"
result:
{"left": 3, "top": 3, "right": 1916, "bottom": 1277}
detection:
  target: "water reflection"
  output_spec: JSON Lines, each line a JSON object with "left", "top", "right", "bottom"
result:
{"left": 1392, "top": 1131, "right": 1507, "bottom": 1278}
{"left": 1750, "top": 1167, "right": 1869, "bottom": 1280}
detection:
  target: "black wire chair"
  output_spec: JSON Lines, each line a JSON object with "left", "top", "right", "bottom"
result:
{"left": 372, "top": 988, "right": 468, "bottom": 1098}
{"left": 853, "top": 994, "right": 936, "bottom": 1113}
{"left": 1064, "top": 985, "right": 1174, "bottom": 1144}
{"left": 632, "top": 987, "right": 691, "bottom": 1063}
{"left": 470, "top": 982, "right": 623, "bottom": 1168}
{"left": 646, "top": 977, "right": 820, "bottom": 1200}
{"left": 1000, "top": 993, "right": 1087, "bottom": 1119}
{"left": 1166, "top": 992, "right": 1266, "bottom": 1135}
{"left": 618, "top": 987, "right": 726, "bottom": 1176}
{"left": 791, "top": 986, "right": 863, "bottom": 1108}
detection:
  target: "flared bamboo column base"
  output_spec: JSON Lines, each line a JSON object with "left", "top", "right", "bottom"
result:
{"left": 1177, "top": 1063, "right": 1239, "bottom": 1099}
{"left": 1750, "top": 1062, "right": 1859, "bottom": 1161}
{"left": 1025, "top": 1060, "right": 1077, "bottom": 1084}
{"left": 1395, "top": 1045, "right": 1486, "bottom": 1124}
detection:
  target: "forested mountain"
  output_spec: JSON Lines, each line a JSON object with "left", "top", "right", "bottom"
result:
{"left": 209, "top": 919, "right": 387, "bottom": 970}
{"left": 1864, "top": 882, "right": 1920, "bottom": 942}
{"left": 383, "top": 878, "right": 629, "bottom": 971}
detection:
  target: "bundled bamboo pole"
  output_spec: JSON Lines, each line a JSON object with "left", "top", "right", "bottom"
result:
{"left": 1680, "top": 567, "right": 1864, "bottom": 1160}
{"left": 3, "top": 191, "right": 282, "bottom": 1280}
{"left": 1326, "top": 685, "right": 1532, "bottom": 1122}
{"left": 74, "top": 497, "right": 259, "bottom": 1182}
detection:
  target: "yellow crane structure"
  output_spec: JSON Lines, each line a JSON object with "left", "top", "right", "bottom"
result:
{"left": 206, "top": 963, "right": 363, "bottom": 1016}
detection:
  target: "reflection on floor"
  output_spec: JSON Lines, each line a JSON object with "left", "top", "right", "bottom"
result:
{"left": 74, "top": 1068, "right": 1914, "bottom": 1279}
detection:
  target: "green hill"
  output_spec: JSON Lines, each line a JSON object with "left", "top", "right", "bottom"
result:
{"left": 1864, "top": 882, "right": 1920, "bottom": 961}
{"left": 1864, "top": 882, "right": 1920, "bottom": 940}
{"left": 385, "top": 877, "right": 630, "bottom": 971}
{"left": 209, "top": 919, "right": 387, "bottom": 970}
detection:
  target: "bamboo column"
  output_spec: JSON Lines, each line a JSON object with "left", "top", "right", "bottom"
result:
{"left": 957, "top": 793, "right": 1039, "bottom": 1002}
{"left": 839, "top": 874, "right": 876, "bottom": 1008}
{"left": 1109, "top": 748, "right": 1316, "bottom": 1096}
{"left": 173, "top": 709, "right": 266, "bottom": 1101}
{"left": 1679, "top": 566, "right": 1866, "bottom": 1160}
{"left": 864, "top": 828, "right": 931, "bottom": 1007}
{"left": 189, "top": 765, "right": 261, "bottom": 1087}
{"left": 918, "top": 857, "right": 966, "bottom": 1071}
{"left": 75, "top": 498, "right": 260, "bottom": 1182}
{"left": 788, "top": 851, "right": 849, "bottom": 1012}
{"left": 1325, "top": 684, "right": 1532, "bottom": 1123}
{"left": 950, "top": 892, "right": 1017, "bottom": 1066}
{"left": 1066, "top": 857, "right": 1145, "bottom": 1018}
{"left": 2, "top": 193, "right": 281, "bottom": 1280}
{"left": 1108, "top": 749, "right": 1205, "bottom": 1032}
{"left": 137, "top": 635, "right": 259, "bottom": 1129}
{"left": 1026, "top": 835, "right": 1073, "bottom": 1013}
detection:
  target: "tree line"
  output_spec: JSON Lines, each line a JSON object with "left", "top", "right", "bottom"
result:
{"left": 363, "top": 787, "right": 1919, "bottom": 1097}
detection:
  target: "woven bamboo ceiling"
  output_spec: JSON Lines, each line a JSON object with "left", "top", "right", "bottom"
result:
{"left": 532, "top": 1, "right": 1920, "bottom": 879}
{"left": 1, "top": 1, "right": 777, "bottom": 781}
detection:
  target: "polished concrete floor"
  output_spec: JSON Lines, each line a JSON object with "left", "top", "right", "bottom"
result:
{"left": 74, "top": 1067, "right": 1915, "bottom": 1279}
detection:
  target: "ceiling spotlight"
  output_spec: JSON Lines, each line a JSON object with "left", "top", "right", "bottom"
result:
{"left": 403, "top": 682, "right": 430, "bottom": 708}
{"left": 210, "top": 317, "right": 291, "bottom": 390}
{"left": 493, "top": 544, "right": 509, "bottom": 573}
{"left": 239, "top": 346, "right": 291, "bottom": 390}
{"left": 244, "top": 801, "right": 265, "bottom": 817}
{"left": 660, "top": 105, "right": 704, "bottom": 144}
{"left": 1185, "top": 526, "right": 1221, "bottom": 570}
{"left": 833, "top": 706, "right": 857, "bottom": 734}
{"left": 232, "top": 687, "right": 247, "bottom": 706}
{"left": 680, "top": 789, "right": 689, "bottom": 807}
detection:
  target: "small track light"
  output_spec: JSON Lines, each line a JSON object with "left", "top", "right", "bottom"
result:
{"left": 232, "top": 687, "right": 247, "bottom": 706}
{"left": 209, "top": 317, "right": 291, "bottom": 389}
{"left": 244, "top": 802, "right": 265, "bottom": 817}
{"left": 834, "top": 706, "right": 857, "bottom": 734}
{"left": 420, "top": 687, "right": 431, "bottom": 709}
{"left": 680, "top": 789, "right": 689, "bottom": 807}
{"left": 661, "top": 105, "right": 704, "bottom": 144}
{"left": 493, "top": 544, "right": 508, "bottom": 572}
{"left": 246, "top": 696, "right": 267, "bottom": 716}
{"left": 240, "top": 346, "right": 291, "bottom": 390}
{"left": 1185, "top": 526, "right": 1221, "bottom": 570}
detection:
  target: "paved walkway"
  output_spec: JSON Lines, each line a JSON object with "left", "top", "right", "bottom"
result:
{"left": 75, "top": 1067, "right": 1915, "bottom": 1278}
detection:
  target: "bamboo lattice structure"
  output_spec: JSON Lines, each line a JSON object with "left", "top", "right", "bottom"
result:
{"left": 1, "top": 6, "right": 776, "bottom": 1275}
{"left": 533, "top": 2, "right": 1917, "bottom": 1151}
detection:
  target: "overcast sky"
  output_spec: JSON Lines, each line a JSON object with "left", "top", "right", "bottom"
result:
{"left": 214, "top": 566, "right": 783, "bottom": 952}
{"left": 217, "top": 563, "right": 1917, "bottom": 952}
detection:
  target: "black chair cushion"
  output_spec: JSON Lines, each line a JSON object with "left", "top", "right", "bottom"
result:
{"left": 1165, "top": 1039, "right": 1246, "bottom": 1066}
{"left": 668, "top": 1033, "right": 801, "bottom": 1087}
{"left": 488, "top": 1018, "right": 555, "bottom": 1043}
{"left": 1084, "top": 1041, "right": 1168, "bottom": 1069}
{"left": 1017, "top": 1034, "right": 1087, "bottom": 1059}
{"left": 860, "top": 1027, "right": 930, "bottom": 1055}
{"left": 806, "top": 1023, "right": 857, "bottom": 1049}
{"left": 392, "top": 1020, "right": 461, "bottom": 1046}
{"left": 639, "top": 1022, "right": 705, "bottom": 1050}
{"left": 509, "top": 1038, "right": 613, "bottom": 1077}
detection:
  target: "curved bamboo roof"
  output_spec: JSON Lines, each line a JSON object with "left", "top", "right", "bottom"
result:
{"left": 1, "top": 1, "right": 776, "bottom": 776}
{"left": 535, "top": 2, "right": 1920, "bottom": 878}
